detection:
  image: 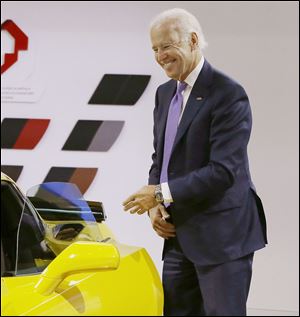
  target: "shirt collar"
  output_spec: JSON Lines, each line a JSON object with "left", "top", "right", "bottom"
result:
{"left": 181, "top": 55, "right": 205, "bottom": 88}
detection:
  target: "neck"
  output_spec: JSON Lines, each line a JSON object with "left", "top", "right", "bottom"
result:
{"left": 193, "top": 51, "right": 201, "bottom": 71}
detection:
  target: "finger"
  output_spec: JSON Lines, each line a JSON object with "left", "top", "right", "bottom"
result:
{"left": 153, "top": 216, "right": 170, "bottom": 225}
{"left": 123, "top": 200, "right": 139, "bottom": 211}
{"left": 123, "top": 199, "right": 135, "bottom": 208}
{"left": 155, "top": 228, "right": 176, "bottom": 239}
{"left": 156, "top": 223, "right": 176, "bottom": 234}
{"left": 153, "top": 218, "right": 164, "bottom": 227}
{"left": 158, "top": 226, "right": 176, "bottom": 234}
{"left": 157, "top": 216, "right": 175, "bottom": 228}
{"left": 137, "top": 209, "right": 147, "bottom": 215}
{"left": 160, "top": 220, "right": 176, "bottom": 230}
{"left": 129, "top": 206, "right": 142, "bottom": 214}
{"left": 154, "top": 227, "right": 167, "bottom": 238}
{"left": 159, "top": 206, "right": 171, "bottom": 220}
{"left": 154, "top": 221, "right": 176, "bottom": 233}
{"left": 122, "top": 195, "right": 135, "bottom": 206}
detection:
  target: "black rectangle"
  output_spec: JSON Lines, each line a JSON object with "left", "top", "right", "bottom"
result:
{"left": 44, "top": 167, "right": 75, "bottom": 182}
{"left": 88, "top": 74, "right": 151, "bottom": 105}
{"left": 62, "top": 120, "right": 102, "bottom": 151}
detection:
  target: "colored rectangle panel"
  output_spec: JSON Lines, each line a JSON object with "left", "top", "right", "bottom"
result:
{"left": 62, "top": 120, "right": 102, "bottom": 151}
{"left": 1, "top": 118, "right": 27, "bottom": 148}
{"left": 1, "top": 165, "right": 23, "bottom": 182}
{"left": 62, "top": 120, "right": 124, "bottom": 152}
{"left": 69, "top": 168, "right": 98, "bottom": 195}
{"left": 13, "top": 119, "right": 50, "bottom": 149}
{"left": 88, "top": 74, "right": 151, "bottom": 105}
{"left": 88, "top": 120, "right": 124, "bottom": 151}
{"left": 1, "top": 118, "right": 50, "bottom": 150}
{"left": 44, "top": 167, "right": 75, "bottom": 183}
{"left": 44, "top": 167, "right": 97, "bottom": 194}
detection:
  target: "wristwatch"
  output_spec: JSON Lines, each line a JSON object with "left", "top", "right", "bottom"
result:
{"left": 154, "top": 184, "right": 164, "bottom": 203}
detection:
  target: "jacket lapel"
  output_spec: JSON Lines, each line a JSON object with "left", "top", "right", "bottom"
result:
{"left": 157, "top": 81, "right": 177, "bottom": 165}
{"left": 173, "top": 60, "right": 213, "bottom": 152}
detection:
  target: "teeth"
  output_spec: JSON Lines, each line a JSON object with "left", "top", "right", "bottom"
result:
{"left": 163, "top": 61, "right": 174, "bottom": 67}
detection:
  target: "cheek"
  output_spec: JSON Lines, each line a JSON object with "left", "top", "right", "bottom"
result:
{"left": 180, "top": 56, "right": 189, "bottom": 68}
{"left": 155, "top": 54, "right": 162, "bottom": 64}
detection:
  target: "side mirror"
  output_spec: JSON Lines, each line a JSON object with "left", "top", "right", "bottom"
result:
{"left": 34, "top": 241, "right": 120, "bottom": 295}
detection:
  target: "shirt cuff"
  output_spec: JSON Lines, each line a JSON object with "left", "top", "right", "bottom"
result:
{"left": 161, "top": 182, "right": 173, "bottom": 203}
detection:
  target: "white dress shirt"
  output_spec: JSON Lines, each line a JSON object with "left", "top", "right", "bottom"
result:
{"left": 161, "top": 56, "right": 205, "bottom": 203}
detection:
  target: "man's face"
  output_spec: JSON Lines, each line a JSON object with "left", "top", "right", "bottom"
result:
{"left": 151, "top": 22, "right": 196, "bottom": 81}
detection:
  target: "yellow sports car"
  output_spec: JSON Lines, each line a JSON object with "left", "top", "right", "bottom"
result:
{"left": 1, "top": 172, "right": 163, "bottom": 316}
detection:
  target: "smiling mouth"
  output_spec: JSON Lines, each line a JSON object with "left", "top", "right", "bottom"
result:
{"left": 162, "top": 60, "right": 176, "bottom": 68}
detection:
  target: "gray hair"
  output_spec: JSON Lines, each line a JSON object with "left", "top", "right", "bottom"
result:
{"left": 150, "top": 8, "right": 208, "bottom": 50}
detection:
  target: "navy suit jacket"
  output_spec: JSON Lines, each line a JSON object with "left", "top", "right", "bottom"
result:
{"left": 148, "top": 60, "right": 267, "bottom": 265}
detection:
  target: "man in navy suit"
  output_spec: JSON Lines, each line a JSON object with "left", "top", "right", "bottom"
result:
{"left": 123, "top": 8, "right": 267, "bottom": 316}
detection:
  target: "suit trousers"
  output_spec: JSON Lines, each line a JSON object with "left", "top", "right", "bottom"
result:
{"left": 162, "top": 237, "right": 254, "bottom": 316}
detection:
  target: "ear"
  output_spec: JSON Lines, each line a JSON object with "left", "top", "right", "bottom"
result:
{"left": 190, "top": 32, "right": 199, "bottom": 50}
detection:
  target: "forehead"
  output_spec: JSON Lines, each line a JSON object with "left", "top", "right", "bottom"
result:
{"left": 150, "top": 22, "right": 182, "bottom": 46}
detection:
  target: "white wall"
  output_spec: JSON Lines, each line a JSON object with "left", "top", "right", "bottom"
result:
{"left": 1, "top": 1, "right": 299, "bottom": 313}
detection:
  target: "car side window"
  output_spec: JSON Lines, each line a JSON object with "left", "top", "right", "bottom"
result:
{"left": 1, "top": 181, "right": 54, "bottom": 276}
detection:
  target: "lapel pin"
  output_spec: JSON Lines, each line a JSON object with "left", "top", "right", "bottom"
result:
{"left": 196, "top": 96, "right": 203, "bottom": 101}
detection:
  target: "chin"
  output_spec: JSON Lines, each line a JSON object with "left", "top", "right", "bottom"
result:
{"left": 165, "top": 71, "right": 179, "bottom": 81}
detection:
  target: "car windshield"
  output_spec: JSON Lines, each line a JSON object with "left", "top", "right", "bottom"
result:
{"left": 1, "top": 181, "right": 103, "bottom": 277}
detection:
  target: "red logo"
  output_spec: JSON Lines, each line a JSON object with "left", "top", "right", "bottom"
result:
{"left": 1, "top": 20, "right": 29, "bottom": 75}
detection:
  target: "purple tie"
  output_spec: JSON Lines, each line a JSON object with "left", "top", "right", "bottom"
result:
{"left": 160, "top": 81, "right": 187, "bottom": 186}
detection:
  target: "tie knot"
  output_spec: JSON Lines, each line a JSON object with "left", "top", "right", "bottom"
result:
{"left": 177, "top": 81, "right": 187, "bottom": 94}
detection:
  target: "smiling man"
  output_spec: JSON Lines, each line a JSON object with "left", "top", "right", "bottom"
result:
{"left": 123, "top": 8, "right": 267, "bottom": 316}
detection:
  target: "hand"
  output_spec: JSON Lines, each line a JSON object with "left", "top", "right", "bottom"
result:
{"left": 149, "top": 204, "right": 176, "bottom": 239}
{"left": 123, "top": 185, "right": 157, "bottom": 214}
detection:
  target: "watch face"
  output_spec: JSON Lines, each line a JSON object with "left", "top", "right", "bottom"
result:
{"left": 155, "top": 185, "right": 163, "bottom": 202}
{"left": 155, "top": 192, "right": 163, "bottom": 203}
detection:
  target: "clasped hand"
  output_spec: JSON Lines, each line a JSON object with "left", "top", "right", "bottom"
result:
{"left": 149, "top": 204, "right": 176, "bottom": 239}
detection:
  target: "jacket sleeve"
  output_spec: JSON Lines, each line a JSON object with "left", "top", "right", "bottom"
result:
{"left": 169, "top": 83, "right": 252, "bottom": 205}
{"left": 148, "top": 88, "right": 160, "bottom": 185}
